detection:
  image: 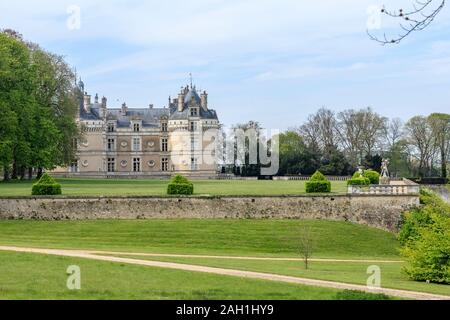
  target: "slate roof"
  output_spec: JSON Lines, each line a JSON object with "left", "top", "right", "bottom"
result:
{"left": 79, "top": 87, "right": 218, "bottom": 125}
{"left": 106, "top": 108, "right": 169, "bottom": 128}
{"left": 169, "top": 88, "right": 219, "bottom": 121}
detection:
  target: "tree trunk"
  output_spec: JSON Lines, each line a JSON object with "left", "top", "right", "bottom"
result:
{"left": 11, "top": 160, "right": 18, "bottom": 180}
{"left": 3, "top": 168, "right": 11, "bottom": 181}
{"left": 37, "top": 168, "right": 43, "bottom": 180}
{"left": 441, "top": 144, "right": 447, "bottom": 179}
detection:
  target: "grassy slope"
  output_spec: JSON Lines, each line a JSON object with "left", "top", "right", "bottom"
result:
{"left": 0, "top": 220, "right": 399, "bottom": 259}
{"left": 126, "top": 256, "right": 449, "bottom": 296}
{"left": 0, "top": 251, "right": 341, "bottom": 300}
{"left": 0, "top": 179, "right": 347, "bottom": 197}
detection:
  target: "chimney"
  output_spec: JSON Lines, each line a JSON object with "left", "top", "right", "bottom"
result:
{"left": 177, "top": 89, "right": 185, "bottom": 112}
{"left": 121, "top": 102, "right": 128, "bottom": 115}
{"left": 201, "top": 91, "right": 208, "bottom": 111}
{"left": 83, "top": 93, "right": 91, "bottom": 113}
{"left": 101, "top": 96, "right": 107, "bottom": 108}
{"left": 94, "top": 93, "right": 99, "bottom": 104}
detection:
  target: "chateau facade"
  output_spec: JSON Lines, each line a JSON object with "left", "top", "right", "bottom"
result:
{"left": 55, "top": 82, "right": 220, "bottom": 178}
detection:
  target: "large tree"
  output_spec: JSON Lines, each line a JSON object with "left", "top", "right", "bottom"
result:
{"left": 405, "top": 116, "right": 436, "bottom": 177}
{"left": 336, "top": 108, "right": 386, "bottom": 169}
{"left": 428, "top": 113, "right": 450, "bottom": 178}
{"left": 0, "top": 30, "right": 80, "bottom": 180}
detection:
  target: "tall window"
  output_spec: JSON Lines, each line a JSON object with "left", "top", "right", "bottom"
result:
{"left": 107, "top": 139, "right": 115, "bottom": 151}
{"left": 132, "top": 138, "right": 141, "bottom": 151}
{"left": 191, "top": 158, "right": 198, "bottom": 171}
{"left": 161, "top": 138, "right": 168, "bottom": 152}
{"left": 162, "top": 158, "right": 169, "bottom": 172}
{"left": 190, "top": 121, "right": 198, "bottom": 132}
{"left": 70, "top": 161, "right": 78, "bottom": 173}
{"left": 191, "top": 137, "right": 197, "bottom": 151}
{"left": 133, "top": 158, "right": 141, "bottom": 172}
{"left": 133, "top": 123, "right": 140, "bottom": 132}
{"left": 161, "top": 122, "right": 168, "bottom": 132}
{"left": 107, "top": 158, "right": 115, "bottom": 172}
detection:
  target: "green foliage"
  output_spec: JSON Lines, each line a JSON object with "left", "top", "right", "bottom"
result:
{"left": 400, "top": 189, "right": 450, "bottom": 284}
{"left": 347, "top": 177, "right": 370, "bottom": 186}
{"left": 401, "top": 213, "right": 450, "bottom": 284}
{"left": 170, "top": 174, "right": 191, "bottom": 184}
{"left": 399, "top": 189, "right": 449, "bottom": 245}
{"left": 0, "top": 31, "right": 79, "bottom": 180}
{"left": 167, "top": 174, "right": 194, "bottom": 195}
{"left": 31, "top": 173, "right": 62, "bottom": 195}
{"left": 352, "top": 169, "right": 380, "bottom": 184}
{"left": 306, "top": 171, "right": 331, "bottom": 193}
{"left": 335, "top": 290, "right": 391, "bottom": 300}
{"left": 310, "top": 170, "right": 326, "bottom": 181}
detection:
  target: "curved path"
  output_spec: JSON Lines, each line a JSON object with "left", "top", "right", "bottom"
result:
{"left": 0, "top": 246, "right": 448, "bottom": 300}
{"left": 89, "top": 250, "right": 403, "bottom": 263}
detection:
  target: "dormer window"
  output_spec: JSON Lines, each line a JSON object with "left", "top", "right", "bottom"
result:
{"left": 133, "top": 123, "right": 140, "bottom": 132}
{"left": 107, "top": 123, "right": 115, "bottom": 133}
{"left": 190, "top": 108, "right": 199, "bottom": 117}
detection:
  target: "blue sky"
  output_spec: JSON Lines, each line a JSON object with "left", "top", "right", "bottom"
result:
{"left": 1, "top": 0, "right": 449, "bottom": 130}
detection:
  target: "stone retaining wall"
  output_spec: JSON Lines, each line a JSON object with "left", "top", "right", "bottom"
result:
{"left": 0, "top": 195, "right": 420, "bottom": 232}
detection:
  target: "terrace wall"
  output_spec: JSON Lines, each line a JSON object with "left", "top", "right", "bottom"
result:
{"left": 0, "top": 195, "right": 420, "bottom": 232}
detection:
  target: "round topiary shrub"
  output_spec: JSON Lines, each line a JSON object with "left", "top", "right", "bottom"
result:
{"left": 352, "top": 169, "right": 380, "bottom": 185}
{"left": 306, "top": 170, "right": 331, "bottom": 193}
{"left": 167, "top": 174, "right": 194, "bottom": 195}
{"left": 31, "top": 173, "right": 62, "bottom": 196}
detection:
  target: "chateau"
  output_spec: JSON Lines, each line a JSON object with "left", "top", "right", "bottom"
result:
{"left": 55, "top": 82, "right": 220, "bottom": 178}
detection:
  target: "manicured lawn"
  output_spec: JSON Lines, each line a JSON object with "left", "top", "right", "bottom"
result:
{"left": 0, "top": 178, "right": 347, "bottom": 197}
{"left": 0, "top": 251, "right": 341, "bottom": 300}
{"left": 125, "top": 256, "right": 449, "bottom": 297}
{"left": 0, "top": 220, "right": 399, "bottom": 259}
{"left": 1, "top": 220, "right": 436, "bottom": 300}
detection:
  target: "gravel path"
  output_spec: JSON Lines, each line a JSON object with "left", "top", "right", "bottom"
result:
{"left": 1, "top": 246, "right": 448, "bottom": 300}
{"left": 88, "top": 250, "right": 403, "bottom": 263}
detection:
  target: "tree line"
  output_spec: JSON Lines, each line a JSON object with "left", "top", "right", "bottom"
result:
{"left": 278, "top": 108, "right": 450, "bottom": 178}
{"left": 231, "top": 108, "right": 449, "bottom": 178}
{"left": 0, "top": 30, "right": 80, "bottom": 181}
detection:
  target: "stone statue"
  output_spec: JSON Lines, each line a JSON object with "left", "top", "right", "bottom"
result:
{"left": 381, "top": 159, "right": 390, "bottom": 177}
{"left": 358, "top": 166, "right": 364, "bottom": 178}
{"left": 380, "top": 159, "right": 390, "bottom": 185}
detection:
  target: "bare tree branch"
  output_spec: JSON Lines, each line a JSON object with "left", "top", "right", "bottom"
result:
{"left": 368, "top": 0, "right": 445, "bottom": 45}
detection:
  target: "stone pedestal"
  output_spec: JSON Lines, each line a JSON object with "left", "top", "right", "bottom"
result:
{"left": 380, "top": 176, "right": 390, "bottom": 185}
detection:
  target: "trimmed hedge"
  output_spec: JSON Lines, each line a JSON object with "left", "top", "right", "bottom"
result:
{"left": 305, "top": 170, "right": 331, "bottom": 193}
{"left": 167, "top": 183, "right": 194, "bottom": 195}
{"left": 306, "top": 180, "right": 331, "bottom": 193}
{"left": 167, "top": 174, "right": 194, "bottom": 195}
{"left": 335, "top": 290, "right": 390, "bottom": 300}
{"left": 347, "top": 177, "right": 370, "bottom": 186}
{"left": 31, "top": 173, "right": 62, "bottom": 196}
{"left": 352, "top": 169, "right": 380, "bottom": 185}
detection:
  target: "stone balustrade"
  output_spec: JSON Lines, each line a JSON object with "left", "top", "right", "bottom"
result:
{"left": 348, "top": 178, "right": 420, "bottom": 195}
